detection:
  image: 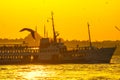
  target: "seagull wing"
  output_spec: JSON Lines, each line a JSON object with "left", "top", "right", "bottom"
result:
{"left": 115, "top": 26, "right": 120, "bottom": 31}
{"left": 20, "top": 28, "right": 35, "bottom": 39}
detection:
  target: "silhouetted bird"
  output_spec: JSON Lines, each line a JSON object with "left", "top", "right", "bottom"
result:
{"left": 20, "top": 28, "right": 35, "bottom": 39}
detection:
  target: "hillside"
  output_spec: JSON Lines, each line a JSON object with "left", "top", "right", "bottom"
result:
{"left": 0, "top": 38, "right": 120, "bottom": 55}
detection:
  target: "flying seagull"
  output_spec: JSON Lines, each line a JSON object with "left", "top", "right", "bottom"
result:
{"left": 115, "top": 26, "right": 120, "bottom": 31}
{"left": 20, "top": 28, "right": 35, "bottom": 39}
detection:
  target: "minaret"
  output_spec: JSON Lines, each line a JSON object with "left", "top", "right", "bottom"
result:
{"left": 35, "top": 26, "right": 37, "bottom": 32}
{"left": 87, "top": 22, "right": 92, "bottom": 47}
{"left": 34, "top": 26, "right": 37, "bottom": 40}
{"left": 44, "top": 24, "right": 46, "bottom": 38}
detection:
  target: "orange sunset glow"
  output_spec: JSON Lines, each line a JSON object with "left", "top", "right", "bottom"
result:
{"left": 0, "top": 0, "right": 119, "bottom": 41}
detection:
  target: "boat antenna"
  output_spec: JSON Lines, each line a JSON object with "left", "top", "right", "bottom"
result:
{"left": 51, "top": 11, "right": 57, "bottom": 43}
{"left": 87, "top": 22, "right": 92, "bottom": 48}
{"left": 46, "top": 31, "right": 48, "bottom": 38}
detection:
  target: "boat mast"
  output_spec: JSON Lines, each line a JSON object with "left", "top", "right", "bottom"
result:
{"left": 51, "top": 11, "right": 57, "bottom": 43}
{"left": 87, "top": 22, "right": 92, "bottom": 47}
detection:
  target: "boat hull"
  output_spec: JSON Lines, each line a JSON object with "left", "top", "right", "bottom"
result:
{"left": 37, "top": 47, "right": 116, "bottom": 64}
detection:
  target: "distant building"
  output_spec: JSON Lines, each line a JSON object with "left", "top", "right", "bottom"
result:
{"left": 24, "top": 31, "right": 42, "bottom": 46}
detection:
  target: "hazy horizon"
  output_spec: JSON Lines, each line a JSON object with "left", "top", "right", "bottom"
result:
{"left": 0, "top": 0, "right": 120, "bottom": 41}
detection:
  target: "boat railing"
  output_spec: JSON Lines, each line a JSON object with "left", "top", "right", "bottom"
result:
{"left": 0, "top": 46, "right": 39, "bottom": 54}
{"left": 67, "top": 46, "right": 99, "bottom": 51}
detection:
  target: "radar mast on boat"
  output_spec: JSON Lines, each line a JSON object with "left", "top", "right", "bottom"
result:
{"left": 87, "top": 22, "right": 92, "bottom": 48}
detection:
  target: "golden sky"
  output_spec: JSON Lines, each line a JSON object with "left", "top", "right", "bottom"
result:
{"left": 0, "top": 0, "right": 119, "bottom": 41}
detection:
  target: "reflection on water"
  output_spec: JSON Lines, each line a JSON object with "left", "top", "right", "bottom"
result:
{"left": 0, "top": 56, "right": 120, "bottom": 80}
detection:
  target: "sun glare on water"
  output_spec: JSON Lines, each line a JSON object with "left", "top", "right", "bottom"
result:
{"left": 18, "top": 65, "right": 57, "bottom": 79}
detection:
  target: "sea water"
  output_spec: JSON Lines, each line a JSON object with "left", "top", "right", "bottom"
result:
{"left": 0, "top": 55, "right": 120, "bottom": 80}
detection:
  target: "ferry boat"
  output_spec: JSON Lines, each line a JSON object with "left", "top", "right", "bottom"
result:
{"left": 0, "top": 12, "right": 116, "bottom": 64}
{"left": 37, "top": 12, "right": 116, "bottom": 64}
